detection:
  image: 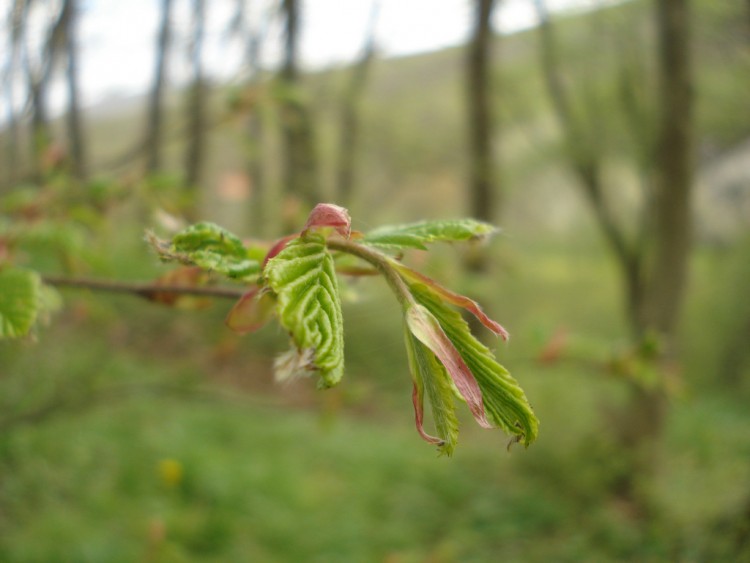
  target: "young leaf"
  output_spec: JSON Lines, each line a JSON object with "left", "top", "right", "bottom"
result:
{"left": 145, "top": 266, "right": 212, "bottom": 308}
{"left": 362, "top": 219, "right": 497, "bottom": 250}
{"left": 0, "top": 267, "right": 41, "bottom": 339}
{"left": 406, "top": 303, "right": 491, "bottom": 429}
{"left": 264, "top": 235, "right": 345, "bottom": 388}
{"left": 410, "top": 283, "right": 539, "bottom": 446}
{"left": 396, "top": 264, "right": 509, "bottom": 339}
{"left": 225, "top": 287, "right": 276, "bottom": 334}
{"left": 152, "top": 222, "right": 262, "bottom": 281}
{"left": 405, "top": 327, "right": 460, "bottom": 456}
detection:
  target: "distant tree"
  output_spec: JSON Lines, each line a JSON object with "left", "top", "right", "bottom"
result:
{"left": 184, "top": 0, "right": 208, "bottom": 190}
{"left": 465, "top": 0, "right": 497, "bottom": 271}
{"left": 145, "top": 0, "right": 174, "bottom": 174}
{"left": 278, "top": 0, "right": 320, "bottom": 212}
{"left": 533, "top": 0, "right": 694, "bottom": 514}
{"left": 59, "top": 0, "right": 87, "bottom": 182}
{"left": 22, "top": 0, "right": 55, "bottom": 179}
{"left": 228, "top": 0, "right": 271, "bottom": 235}
{"left": 2, "top": 0, "right": 27, "bottom": 188}
{"left": 335, "top": 2, "right": 379, "bottom": 208}
{"left": 467, "top": 0, "right": 497, "bottom": 224}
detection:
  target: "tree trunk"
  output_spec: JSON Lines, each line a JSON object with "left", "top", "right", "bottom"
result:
{"left": 279, "top": 0, "right": 320, "bottom": 213}
{"left": 184, "top": 0, "right": 207, "bottom": 192}
{"left": 336, "top": 3, "right": 378, "bottom": 208}
{"left": 62, "top": 0, "right": 86, "bottom": 182}
{"left": 464, "top": 0, "right": 497, "bottom": 272}
{"left": 3, "top": 1, "right": 25, "bottom": 189}
{"left": 639, "top": 0, "right": 694, "bottom": 338}
{"left": 146, "top": 0, "right": 173, "bottom": 174}
{"left": 467, "top": 0, "right": 497, "bottom": 225}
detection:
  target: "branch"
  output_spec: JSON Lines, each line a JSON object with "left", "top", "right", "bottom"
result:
{"left": 42, "top": 275, "right": 247, "bottom": 300}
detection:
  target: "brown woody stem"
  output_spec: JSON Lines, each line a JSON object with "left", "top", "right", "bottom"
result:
{"left": 42, "top": 275, "right": 246, "bottom": 300}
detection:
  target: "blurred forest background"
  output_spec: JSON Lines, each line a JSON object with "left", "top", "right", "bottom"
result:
{"left": 1, "top": 0, "right": 750, "bottom": 560}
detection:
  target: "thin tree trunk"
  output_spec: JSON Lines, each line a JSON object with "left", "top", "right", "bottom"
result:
{"left": 279, "top": 0, "right": 319, "bottom": 212}
{"left": 613, "top": 1, "right": 693, "bottom": 514}
{"left": 467, "top": 0, "right": 497, "bottom": 225}
{"left": 640, "top": 0, "right": 694, "bottom": 337}
{"left": 146, "top": 0, "right": 173, "bottom": 173}
{"left": 3, "top": 1, "right": 24, "bottom": 189}
{"left": 61, "top": 0, "right": 86, "bottom": 182}
{"left": 336, "top": 2, "right": 378, "bottom": 208}
{"left": 184, "top": 0, "right": 207, "bottom": 190}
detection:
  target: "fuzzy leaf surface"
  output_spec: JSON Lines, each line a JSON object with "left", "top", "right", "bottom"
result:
{"left": 158, "top": 222, "right": 262, "bottom": 280}
{"left": 0, "top": 267, "right": 41, "bottom": 339}
{"left": 410, "top": 283, "right": 538, "bottom": 445}
{"left": 362, "top": 219, "right": 497, "bottom": 250}
{"left": 264, "top": 235, "right": 344, "bottom": 387}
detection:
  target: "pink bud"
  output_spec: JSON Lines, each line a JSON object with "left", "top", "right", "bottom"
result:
{"left": 302, "top": 203, "right": 351, "bottom": 239}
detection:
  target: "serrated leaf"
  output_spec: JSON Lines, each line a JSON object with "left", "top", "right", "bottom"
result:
{"left": 410, "top": 283, "right": 538, "bottom": 446}
{"left": 406, "top": 303, "right": 491, "bottom": 429}
{"left": 0, "top": 267, "right": 41, "bottom": 339}
{"left": 405, "top": 327, "right": 460, "bottom": 456}
{"left": 397, "top": 263, "right": 509, "bottom": 339}
{"left": 362, "top": 219, "right": 497, "bottom": 250}
{"left": 155, "top": 222, "right": 262, "bottom": 281}
{"left": 264, "top": 235, "right": 344, "bottom": 388}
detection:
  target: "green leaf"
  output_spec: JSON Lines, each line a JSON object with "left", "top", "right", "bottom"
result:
{"left": 264, "top": 235, "right": 345, "bottom": 388}
{"left": 362, "top": 219, "right": 497, "bottom": 250}
{"left": 410, "top": 283, "right": 538, "bottom": 446}
{"left": 405, "top": 328, "right": 460, "bottom": 456}
{"left": 0, "top": 267, "right": 41, "bottom": 339}
{"left": 153, "top": 222, "right": 262, "bottom": 281}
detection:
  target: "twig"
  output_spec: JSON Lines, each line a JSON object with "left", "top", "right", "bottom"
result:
{"left": 42, "top": 275, "right": 247, "bottom": 300}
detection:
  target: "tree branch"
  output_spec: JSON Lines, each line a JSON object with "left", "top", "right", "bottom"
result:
{"left": 42, "top": 275, "right": 247, "bottom": 300}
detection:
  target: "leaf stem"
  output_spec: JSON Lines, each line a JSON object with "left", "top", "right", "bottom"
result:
{"left": 325, "top": 238, "right": 414, "bottom": 307}
{"left": 42, "top": 275, "right": 247, "bottom": 300}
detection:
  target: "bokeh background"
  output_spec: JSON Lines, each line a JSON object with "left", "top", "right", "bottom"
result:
{"left": 1, "top": 0, "right": 749, "bottom": 560}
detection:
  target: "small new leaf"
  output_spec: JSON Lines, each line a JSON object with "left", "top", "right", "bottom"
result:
{"left": 405, "top": 327, "right": 460, "bottom": 456}
{"left": 264, "top": 235, "right": 345, "bottom": 388}
{"left": 362, "top": 219, "right": 497, "bottom": 250}
{"left": 0, "top": 267, "right": 41, "bottom": 339}
{"left": 225, "top": 287, "right": 276, "bottom": 334}
{"left": 410, "top": 283, "right": 539, "bottom": 446}
{"left": 152, "top": 222, "right": 262, "bottom": 281}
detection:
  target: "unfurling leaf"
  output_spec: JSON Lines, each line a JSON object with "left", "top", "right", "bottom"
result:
{"left": 152, "top": 222, "right": 262, "bottom": 281}
{"left": 225, "top": 287, "right": 275, "bottom": 334}
{"left": 397, "top": 264, "right": 509, "bottom": 339}
{"left": 406, "top": 303, "right": 491, "bottom": 429}
{"left": 405, "top": 327, "right": 460, "bottom": 456}
{"left": 410, "top": 283, "right": 538, "bottom": 446}
{"left": 0, "top": 267, "right": 41, "bottom": 339}
{"left": 264, "top": 235, "right": 344, "bottom": 388}
{"left": 362, "top": 219, "right": 497, "bottom": 250}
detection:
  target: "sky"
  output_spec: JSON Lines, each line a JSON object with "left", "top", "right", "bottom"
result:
{"left": 0, "top": 0, "right": 615, "bottom": 116}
